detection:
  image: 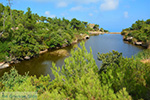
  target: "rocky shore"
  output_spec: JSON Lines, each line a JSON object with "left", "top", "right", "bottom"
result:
{"left": 108, "top": 32, "right": 121, "bottom": 34}
{"left": 0, "top": 34, "right": 90, "bottom": 69}
{"left": 88, "top": 31, "right": 104, "bottom": 35}
{"left": 123, "top": 36, "right": 150, "bottom": 48}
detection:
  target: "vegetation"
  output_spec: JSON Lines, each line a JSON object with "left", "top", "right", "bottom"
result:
{"left": 0, "top": 43, "right": 150, "bottom": 99}
{"left": 121, "top": 19, "right": 150, "bottom": 47}
{"left": 135, "top": 49, "right": 150, "bottom": 60}
{"left": 0, "top": 3, "right": 102, "bottom": 62}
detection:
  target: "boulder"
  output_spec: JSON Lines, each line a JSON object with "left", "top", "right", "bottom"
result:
{"left": 72, "top": 39, "right": 78, "bottom": 44}
{"left": 24, "top": 56, "right": 30, "bottom": 60}
{"left": 84, "top": 35, "right": 90, "bottom": 39}
{"left": 39, "top": 49, "right": 48, "bottom": 54}
{"left": 0, "top": 62, "right": 9, "bottom": 69}
{"left": 126, "top": 37, "right": 133, "bottom": 40}
{"left": 124, "top": 37, "right": 133, "bottom": 41}
{"left": 135, "top": 42, "right": 142, "bottom": 46}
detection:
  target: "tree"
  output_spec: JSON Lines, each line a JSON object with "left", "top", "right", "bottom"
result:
{"left": 98, "top": 50, "right": 122, "bottom": 73}
{"left": 40, "top": 16, "right": 46, "bottom": 22}
{"left": 70, "top": 18, "right": 81, "bottom": 30}
{"left": 7, "top": 0, "right": 13, "bottom": 23}
{"left": 93, "top": 24, "right": 99, "bottom": 31}
{"left": 82, "top": 21, "right": 88, "bottom": 27}
{"left": 24, "top": 7, "right": 36, "bottom": 30}
{"left": 0, "top": 3, "right": 4, "bottom": 18}
{"left": 146, "top": 19, "right": 150, "bottom": 24}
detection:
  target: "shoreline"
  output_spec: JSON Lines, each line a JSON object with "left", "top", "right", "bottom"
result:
{"left": 0, "top": 34, "right": 90, "bottom": 69}
{"left": 123, "top": 36, "right": 150, "bottom": 49}
{"left": 107, "top": 32, "right": 121, "bottom": 34}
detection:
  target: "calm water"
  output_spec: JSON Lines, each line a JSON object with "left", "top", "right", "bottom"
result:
{"left": 0, "top": 34, "right": 144, "bottom": 77}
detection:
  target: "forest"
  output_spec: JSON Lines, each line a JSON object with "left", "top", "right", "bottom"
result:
{"left": 121, "top": 19, "right": 150, "bottom": 48}
{"left": 0, "top": 3, "right": 107, "bottom": 63}
{"left": 0, "top": 43, "right": 150, "bottom": 99}
{"left": 0, "top": 2, "right": 150, "bottom": 100}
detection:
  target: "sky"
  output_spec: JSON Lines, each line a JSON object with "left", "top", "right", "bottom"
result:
{"left": 0, "top": 0, "right": 150, "bottom": 32}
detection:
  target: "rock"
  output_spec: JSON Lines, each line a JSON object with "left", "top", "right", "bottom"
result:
{"left": 135, "top": 42, "right": 142, "bottom": 46}
{"left": 62, "top": 43, "right": 68, "bottom": 48}
{"left": 126, "top": 37, "right": 133, "bottom": 40}
{"left": 124, "top": 37, "right": 133, "bottom": 41}
{"left": 108, "top": 32, "right": 121, "bottom": 34}
{"left": 84, "top": 35, "right": 90, "bottom": 39}
{"left": 72, "top": 39, "right": 78, "bottom": 44}
{"left": 88, "top": 31, "right": 102, "bottom": 35}
{"left": 0, "top": 62, "right": 9, "bottom": 69}
{"left": 24, "top": 56, "right": 30, "bottom": 60}
{"left": 39, "top": 49, "right": 48, "bottom": 54}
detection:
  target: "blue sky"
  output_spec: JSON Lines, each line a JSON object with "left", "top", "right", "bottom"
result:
{"left": 1, "top": 0, "right": 150, "bottom": 32}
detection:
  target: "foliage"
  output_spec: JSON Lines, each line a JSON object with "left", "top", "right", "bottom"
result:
{"left": 0, "top": 68, "right": 28, "bottom": 91}
{"left": 0, "top": 3, "right": 103, "bottom": 62}
{"left": 121, "top": 19, "right": 150, "bottom": 44}
{"left": 93, "top": 24, "right": 99, "bottom": 31}
{"left": 98, "top": 50, "right": 150, "bottom": 100}
{"left": 135, "top": 49, "right": 150, "bottom": 60}
{"left": 0, "top": 43, "right": 136, "bottom": 99}
{"left": 0, "top": 43, "right": 150, "bottom": 99}
{"left": 97, "top": 50, "right": 122, "bottom": 73}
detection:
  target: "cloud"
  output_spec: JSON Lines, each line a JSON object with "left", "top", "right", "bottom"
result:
{"left": 89, "top": 13, "right": 93, "bottom": 16}
{"left": 70, "top": 6, "right": 87, "bottom": 11}
{"left": 100, "top": 0, "right": 119, "bottom": 11}
{"left": 31, "top": 0, "right": 99, "bottom": 4}
{"left": 73, "top": 0, "right": 99, "bottom": 4}
{"left": 45, "top": 11, "right": 55, "bottom": 18}
{"left": 57, "top": 2, "right": 68, "bottom": 7}
{"left": 124, "top": 11, "right": 129, "bottom": 18}
{"left": 30, "top": 0, "right": 100, "bottom": 7}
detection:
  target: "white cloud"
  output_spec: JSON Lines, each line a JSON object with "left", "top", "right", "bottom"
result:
{"left": 124, "top": 11, "right": 129, "bottom": 18}
{"left": 45, "top": 11, "right": 55, "bottom": 18}
{"left": 73, "top": 0, "right": 99, "bottom": 4}
{"left": 100, "top": 0, "right": 119, "bottom": 11}
{"left": 30, "top": 0, "right": 100, "bottom": 7}
{"left": 89, "top": 13, "right": 93, "bottom": 16}
{"left": 31, "top": 0, "right": 99, "bottom": 4}
{"left": 57, "top": 2, "right": 68, "bottom": 7}
{"left": 70, "top": 6, "right": 86, "bottom": 11}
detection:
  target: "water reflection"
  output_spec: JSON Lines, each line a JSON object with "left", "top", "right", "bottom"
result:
{"left": 0, "top": 34, "right": 144, "bottom": 77}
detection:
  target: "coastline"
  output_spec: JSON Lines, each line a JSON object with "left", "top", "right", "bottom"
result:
{"left": 0, "top": 33, "right": 90, "bottom": 69}
{"left": 107, "top": 32, "right": 121, "bottom": 34}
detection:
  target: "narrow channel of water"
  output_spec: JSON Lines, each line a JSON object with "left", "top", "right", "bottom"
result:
{"left": 0, "top": 34, "right": 144, "bottom": 77}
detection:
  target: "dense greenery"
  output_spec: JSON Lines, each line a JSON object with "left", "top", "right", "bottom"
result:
{"left": 0, "top": 43, "right": 150, "bottom": 99}
{"left": 121, "top": 19, "right": 150, "bottom": 46}
{"left": 135, "top": 49, "right": 150, "bottom": 60}
{"left": 0, "top": 3, "right": 97, "bottom": 62}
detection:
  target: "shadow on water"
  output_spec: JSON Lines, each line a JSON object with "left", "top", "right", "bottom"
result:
{"left": 0, "top": 34, "right": 144, "bottom": 78}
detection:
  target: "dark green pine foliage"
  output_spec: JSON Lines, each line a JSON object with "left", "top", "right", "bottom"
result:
{"left": 0, "top": 43, "right": 150, "bottom": 99}
{"left": 0, "top": 43, "right": 134, "bottom": 100}
{"left": 0, "top": 3, "right": 93, "bottom": 62}
{"left": 98, "top": 50, "right": 150, "bottom": 100}
{"left": 121, "top": 19, "right": 150, "bottom": 43}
